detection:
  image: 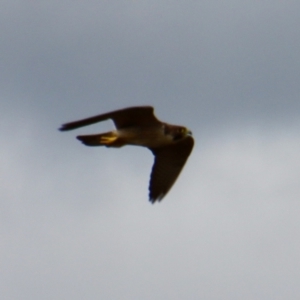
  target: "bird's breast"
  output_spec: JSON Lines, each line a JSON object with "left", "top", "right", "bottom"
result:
{"left": 118, "top": 126, "right": 173, "bottom": 148}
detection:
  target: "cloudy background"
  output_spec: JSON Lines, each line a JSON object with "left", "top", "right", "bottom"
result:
{"left": 1, "top": 1, "right": 300, "bottom": 299}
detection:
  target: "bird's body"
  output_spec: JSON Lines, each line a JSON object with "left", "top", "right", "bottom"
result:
{"left": 60, "top": 106, "right": 194, "bottom": 203}
{"left": 78, "top": 125, "right": 175, "bottom": 148}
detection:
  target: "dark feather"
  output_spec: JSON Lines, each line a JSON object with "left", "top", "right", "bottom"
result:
{"left": 149, "top": 136, "right": 194, "bottom": 203}
{"left": 59, "top": 106, "right": 159, "bottom": 131}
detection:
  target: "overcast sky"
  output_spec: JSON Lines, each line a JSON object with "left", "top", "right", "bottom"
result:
{"left": 1, "top": 1, "right": 300, "bottom": 299}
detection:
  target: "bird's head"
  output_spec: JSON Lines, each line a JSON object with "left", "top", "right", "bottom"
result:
{"left": 172, "top": 126, "right": 192, "bottom": 141}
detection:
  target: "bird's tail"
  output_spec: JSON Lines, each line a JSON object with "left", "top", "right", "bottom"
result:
{"left": 77, "top": 132, "right": 119, "bottom": 147}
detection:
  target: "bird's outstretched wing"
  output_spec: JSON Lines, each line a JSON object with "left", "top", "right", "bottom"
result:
{"left": 59, "top": 106, "right": 159, "bottom": 131}
{"left": 149, "top": 136, "right": 194, "bottom": 203}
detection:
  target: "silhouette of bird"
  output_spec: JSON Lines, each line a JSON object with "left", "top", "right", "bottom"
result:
{"left": 60, "top": 106, "right": 194, "bottom": 203}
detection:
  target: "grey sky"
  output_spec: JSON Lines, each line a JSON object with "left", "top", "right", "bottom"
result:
{"left": 1, "top": 1, "right": 300, "bottom": 299}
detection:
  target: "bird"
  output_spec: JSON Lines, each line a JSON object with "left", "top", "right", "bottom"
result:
{"left": 59, "top": 106, "right": 194, "bottom": 203}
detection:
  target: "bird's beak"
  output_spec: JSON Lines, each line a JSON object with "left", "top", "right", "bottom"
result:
{"left": 187, "top": 129, "right": 192, "bottom": 136}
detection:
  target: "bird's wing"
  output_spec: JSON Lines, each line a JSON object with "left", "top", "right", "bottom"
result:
{"left": 149, "top": 136, "right": 194, "bottom": 203}
{"left": 59, "top": 106, "right": 159, "bottom": 131}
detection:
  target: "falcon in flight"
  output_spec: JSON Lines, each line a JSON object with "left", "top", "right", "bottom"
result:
{"left": 59, "top": 106, "right": 194, "bottom": 203}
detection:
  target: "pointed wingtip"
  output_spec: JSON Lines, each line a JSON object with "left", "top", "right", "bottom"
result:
{"left": 149, "top": 193, "right": 165, "bottom": 204}
{"left": 59, "top": 123, "right": 73, "bottom": 131}
{"left": 149, "top": 197, "right": 157, "bottom": 204}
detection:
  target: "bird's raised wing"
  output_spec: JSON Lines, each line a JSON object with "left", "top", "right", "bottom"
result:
{"left": 149, "top": 136, "right": 194, "bottom": 203}
{"left": 59, "top": 106, "right": 159, "bottom": 131}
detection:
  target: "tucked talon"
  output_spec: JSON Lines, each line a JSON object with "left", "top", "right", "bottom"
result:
{"left": 100, "top": 136, "right": 118, "bottom": 144}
